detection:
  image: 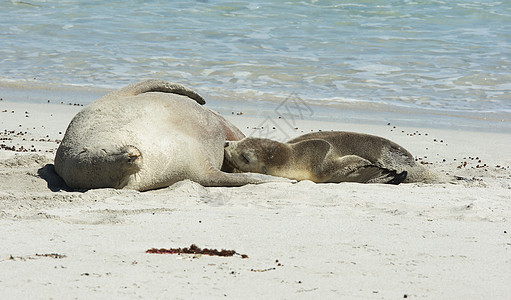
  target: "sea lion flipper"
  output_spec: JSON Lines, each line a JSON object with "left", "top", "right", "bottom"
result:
{"left": 330, "top": 162, "right": 407, "bottom": 184}
{"left": 347, "top": 165, "right": 407, "bottom": 184}
{"left": 385, "top": 170, "right": 408, "bottom": 185}
{"left": 322, "top": 155, "right": 402, "bottom": 184}
{"left": 197, "top": 168, "right": 294, "bottom": 187}
{"left": 116, "top": 79, "right": 206, "bottom": 105}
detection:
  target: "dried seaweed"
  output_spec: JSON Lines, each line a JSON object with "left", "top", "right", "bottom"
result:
{"left": 146, "top": 244, "right": 248, "bottom": 258}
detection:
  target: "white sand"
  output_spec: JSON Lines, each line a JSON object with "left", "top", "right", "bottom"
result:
{"left": 1, "top": 100, "right": 510, "bottom": 299}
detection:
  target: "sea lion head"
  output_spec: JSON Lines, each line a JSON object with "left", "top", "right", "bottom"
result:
{"left": 224, "top": 137, "right": 290, "bottom": 175}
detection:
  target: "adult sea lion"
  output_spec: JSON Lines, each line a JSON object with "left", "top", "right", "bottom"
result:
{"left": 54, "top": 79, "right": 288, "bottom": 191}
{"left": 224, "top": 131, "right": 427, "bottom": 184}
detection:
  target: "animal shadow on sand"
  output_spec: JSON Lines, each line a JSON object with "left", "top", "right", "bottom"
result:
{"left": 37, "top": 164, "right": 72, "bottom": 192}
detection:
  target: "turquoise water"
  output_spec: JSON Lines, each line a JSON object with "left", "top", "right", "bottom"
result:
{"left": 1, "top": 0, "right": 510, "bottom": 130}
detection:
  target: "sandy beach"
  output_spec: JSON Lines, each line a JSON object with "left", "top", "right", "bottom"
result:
{"left": 1, "top": 99, "right": 510, "bottom": 299}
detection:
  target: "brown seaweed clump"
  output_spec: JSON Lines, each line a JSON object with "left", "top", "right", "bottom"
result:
{"left": 146, "top": 244, "right": 248, "bottom": 258}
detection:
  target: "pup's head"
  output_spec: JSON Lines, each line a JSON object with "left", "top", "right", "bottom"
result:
{"left": 224, "top": 137, "right": 290, "bottom": 175}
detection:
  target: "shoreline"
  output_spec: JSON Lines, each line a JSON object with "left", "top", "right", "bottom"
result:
{"left": 1, "top": 91, "right": 510, "bottom": 299}
{"left": 1, "top": 80, "right": 510, "bottom": 133}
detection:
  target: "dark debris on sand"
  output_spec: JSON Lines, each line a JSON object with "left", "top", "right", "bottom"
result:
{"left": 146, "top": 244, "right": 248, "bottom": 258}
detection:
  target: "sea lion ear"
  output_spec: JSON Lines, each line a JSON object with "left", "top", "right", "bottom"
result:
{"left": 262, "top": 166, "right": 268, "bottom": 174}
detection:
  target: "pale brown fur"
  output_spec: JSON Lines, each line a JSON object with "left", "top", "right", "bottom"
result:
{"left": 224, "top": 131, "right": 427, "bottom": 184}
{"left": 55, "top": 80, "right": 291, "bottom": 191}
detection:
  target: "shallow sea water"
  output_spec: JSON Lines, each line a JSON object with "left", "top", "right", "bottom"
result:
{"left": 0, "top": 0, "right": 510, "bottom": 131}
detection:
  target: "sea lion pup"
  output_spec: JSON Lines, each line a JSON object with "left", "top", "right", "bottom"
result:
{"left": 224, "top": 131, "right": 428, "bottom": 184}
{"left": 54, "top": 79, "right": 289, "bottom": 191}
